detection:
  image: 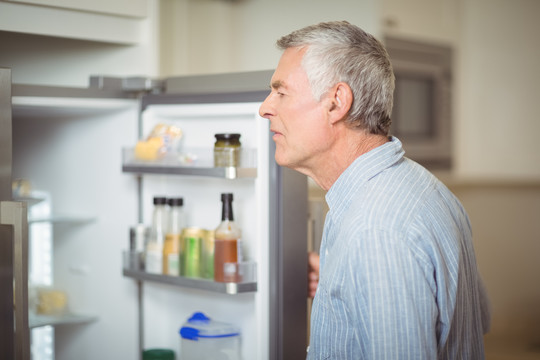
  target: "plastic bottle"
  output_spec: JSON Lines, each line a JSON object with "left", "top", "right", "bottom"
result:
{"left": 214, "top": 193, "right": 242, "bottom": 282}
{"left": 145, "top": 196, "right": 168, "bottom": 274}
{"left": 163, "top": 197, "right": 187, "bottom": 276}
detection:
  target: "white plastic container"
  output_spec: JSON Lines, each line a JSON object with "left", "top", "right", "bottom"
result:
{"left": 179, "top": 312, "right": 241, "bottom": 360}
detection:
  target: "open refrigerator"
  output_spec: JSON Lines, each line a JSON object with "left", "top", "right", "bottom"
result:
{"left": 1, "top": 69, "right": 308, "bottom": 360}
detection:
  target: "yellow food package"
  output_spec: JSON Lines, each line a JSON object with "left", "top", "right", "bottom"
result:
{"left": 36, "top": 288, "right": 68, "bottom": 315}
{"left": 134, "top": 137, "right": 163, "bottom": 160}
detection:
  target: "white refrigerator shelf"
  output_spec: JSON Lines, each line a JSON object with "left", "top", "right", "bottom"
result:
{"left": 29, "top": 313, "right": 98, "bottom": 329}
{"left": 122, "top": 268, "right": 257, "bottom": 295}
{"left": 121, "top": 147, "right": 257, "bottom": 179}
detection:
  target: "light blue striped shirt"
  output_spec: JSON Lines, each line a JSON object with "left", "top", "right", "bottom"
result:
{"left": 307, "top": 137, "right": 488, "bottom": 359}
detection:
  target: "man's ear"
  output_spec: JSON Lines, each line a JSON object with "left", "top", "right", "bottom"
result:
{"left": 327, "top": 82, "right": 353, "bottom": 125}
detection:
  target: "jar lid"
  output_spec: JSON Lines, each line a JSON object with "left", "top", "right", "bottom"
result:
{"left": 167, "top": 197, "right": 184, "bottom": 206}
{"left": 153, "top": 196, "right": 167, "bottom": 205}
{"left": 215, "top": 133, "right": 241, "bottom": 140}
{"left": 142, "top": 349, "right": 175, "bottom": 360}
{"left": 179, "top": 312, "right": 240, "bottom": 341}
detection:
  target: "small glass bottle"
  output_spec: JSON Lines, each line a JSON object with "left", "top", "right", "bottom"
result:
{"left": 145, "top": 196, "right": 168, "bottom": 274}
{"left": 214, "top": 193, "right": 242, "bottom": 282}
{"left": 163, "top": 197, "right": 187, "bottom": 276}
{"left": 214, "top": 133, "right": 241, "bottom": 167}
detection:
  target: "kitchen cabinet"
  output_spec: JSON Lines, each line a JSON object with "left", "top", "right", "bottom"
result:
{"left": 6, "top": 0, "right": 148, "bottom": 18}
{"left": 0, "top": 0, "right": 149, "bottom": 44}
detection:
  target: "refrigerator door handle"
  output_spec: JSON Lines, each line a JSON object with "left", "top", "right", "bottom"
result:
{"left": 1, "top": 201, "right": 30, "bottom": 360}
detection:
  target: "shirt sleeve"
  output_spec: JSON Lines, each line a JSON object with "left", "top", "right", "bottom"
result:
{"left": 349, "top": 227, "right": 439, "bottom": 359}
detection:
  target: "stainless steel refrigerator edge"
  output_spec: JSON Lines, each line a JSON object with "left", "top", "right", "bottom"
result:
{"left": 269, "top": 163, "right": 308, "bottom": 359}
{"left": 0, "top": 67, "right": 30, "bottom": 360}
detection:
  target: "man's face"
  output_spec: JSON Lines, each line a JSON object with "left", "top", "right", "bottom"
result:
{"left": 259, "top": 47, "right": 332, "bottom": 172}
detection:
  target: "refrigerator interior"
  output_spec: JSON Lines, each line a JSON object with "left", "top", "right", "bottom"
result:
{"left": 12, "top": 95, "right": 276, "bottom": 359}
{"left": 12, "top": 96, "right": 141, "bottom": 359}
{"left": 138, "top": 102, "right": 269, "bottom": 358}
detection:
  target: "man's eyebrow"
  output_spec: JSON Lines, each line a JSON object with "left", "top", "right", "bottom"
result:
{"left": 270, "top": 80, "right": 285, "bottom": 90}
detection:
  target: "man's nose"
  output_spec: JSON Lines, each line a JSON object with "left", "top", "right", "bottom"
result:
{"left": 259, "top": 93, "right": 273, "bottom": 119}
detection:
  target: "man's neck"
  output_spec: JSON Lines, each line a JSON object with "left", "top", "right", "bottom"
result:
{"left": 309, "top": 132, "right": 389, "bottom": 191}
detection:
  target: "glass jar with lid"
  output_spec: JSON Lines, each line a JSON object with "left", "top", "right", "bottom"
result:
{"left": 214, "top": 133, "right": 241, "bottom": 167}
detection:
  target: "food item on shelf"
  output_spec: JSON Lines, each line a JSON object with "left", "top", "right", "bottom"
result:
{"left": 214, "top": 193, "right": 242, "bottom": 283}
{"left": 179, "top": 312, "right": 242, "bottom": 360}
{"left": 201, "top": 230, "right": 215, "bottom": 280}
{"left": 12, "top": 178, "right": 32, "bottom": 197}
{"left": 134, "top": 123, "right": 183, "bottom": 161}
{"left": 134, "top": 137, "right": 163, "bottom": 161}
{"left": 163, "top": 197, "right": 187, "bottom": 276}
{"left": 214, "top": 133, "right": 241, "bottom": 167}
{"left": 126, "top": 224, "right": 148, "bottom": 270}
{"left": 181, "top": 227, "right": 203, "bottom": 278}
{"left": 145, "top": 196, "right": 169, "bottom": 274}
{"left": 142, "top": 349, "right": 175, "bottom": 360}
{"left": 35, "top": 287, "right": 68, "bottom": 315}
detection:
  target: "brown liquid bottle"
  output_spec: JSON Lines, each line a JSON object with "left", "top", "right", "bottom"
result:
{"left": 214, "top": 193, "right": 242, "bottom": 282}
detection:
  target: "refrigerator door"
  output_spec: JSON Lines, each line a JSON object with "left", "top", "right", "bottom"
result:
{"left": 133, "top": 95, "right": 307, "bottom": 359}
{"left": 8, "top": 71, "right": 308, "bottom": 360}
{"left": 0, "top": 67, "right": 30, "bottom": 360}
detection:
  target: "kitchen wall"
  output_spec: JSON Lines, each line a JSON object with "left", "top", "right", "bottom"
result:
{"left": 157, "top": 0, "right": 380, "bottom": 76}
{"left": 452, "top": 1, "right": 540, "bottom": 356}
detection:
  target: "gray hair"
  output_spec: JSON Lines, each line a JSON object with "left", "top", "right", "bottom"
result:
{"left": 277, "top": 21, "right": 394, "bottom": 135}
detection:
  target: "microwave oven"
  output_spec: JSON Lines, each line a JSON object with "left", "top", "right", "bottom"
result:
{"left": 385, "top": 37, "right": 453, "bottom": 169}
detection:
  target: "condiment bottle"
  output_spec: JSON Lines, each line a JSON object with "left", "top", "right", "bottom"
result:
{"left": 145, "top": 196, "right": 168, "bottom": 274}
{"left": 214, "top": 133, "right": 241, "bottom": 167}
{"left": 201, "top": 230, "right": 215, "bottom": 280}
{"left": 182, "top": 227, "right": 203, "bottom": 278}
{"left": 214, "top": 193, "right": 242, "bottom": 282}
{"left": 163, "top": 197, "right": 187, "bottom": 276}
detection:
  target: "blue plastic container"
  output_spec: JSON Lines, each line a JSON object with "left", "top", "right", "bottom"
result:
{"left": 179, "top": 312, "right": 241, "bottom": 360}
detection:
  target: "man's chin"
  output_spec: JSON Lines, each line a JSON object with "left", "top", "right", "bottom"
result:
{"left": 274, "top": 156, "right": 298, "bottom": 172}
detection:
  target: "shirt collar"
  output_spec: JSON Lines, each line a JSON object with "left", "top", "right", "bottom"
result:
{"left": 325, "top": 136, "right": 405, "bottom": 221}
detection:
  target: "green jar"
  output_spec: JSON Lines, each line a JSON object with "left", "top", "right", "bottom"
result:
{"left": 142, "top": 348, "right": 175, "bottom": 360}
{"left": 214, "top": 133, "right": 241, "bottom": 167}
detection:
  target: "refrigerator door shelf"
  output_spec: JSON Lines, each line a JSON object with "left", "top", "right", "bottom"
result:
{"left": 12, "top": 196, "right": 45, "bottom": 207}
{"left": 122, "top": 147, "right": 257, "bottom": 179}
{"left": 29, "top": 313, "right": 98, "bottom": 329}
{"left": 28, "top": 215, "right": 96, "bottom": 225}
{"left": 122, "top": 268, "right": 257, "bottom": 295}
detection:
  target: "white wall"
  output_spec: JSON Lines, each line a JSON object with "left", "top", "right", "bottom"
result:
{"left": 159, "top": 0, "right": 381, "bottom": 76}
{"left": 381, "top": 0, "right": 461, "bottom": 45}
{"left": 455, "top": 0, "right": 540, "bottom": 356}
{"left": 456, "top": 0, "right": 540, "bottom": 180}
